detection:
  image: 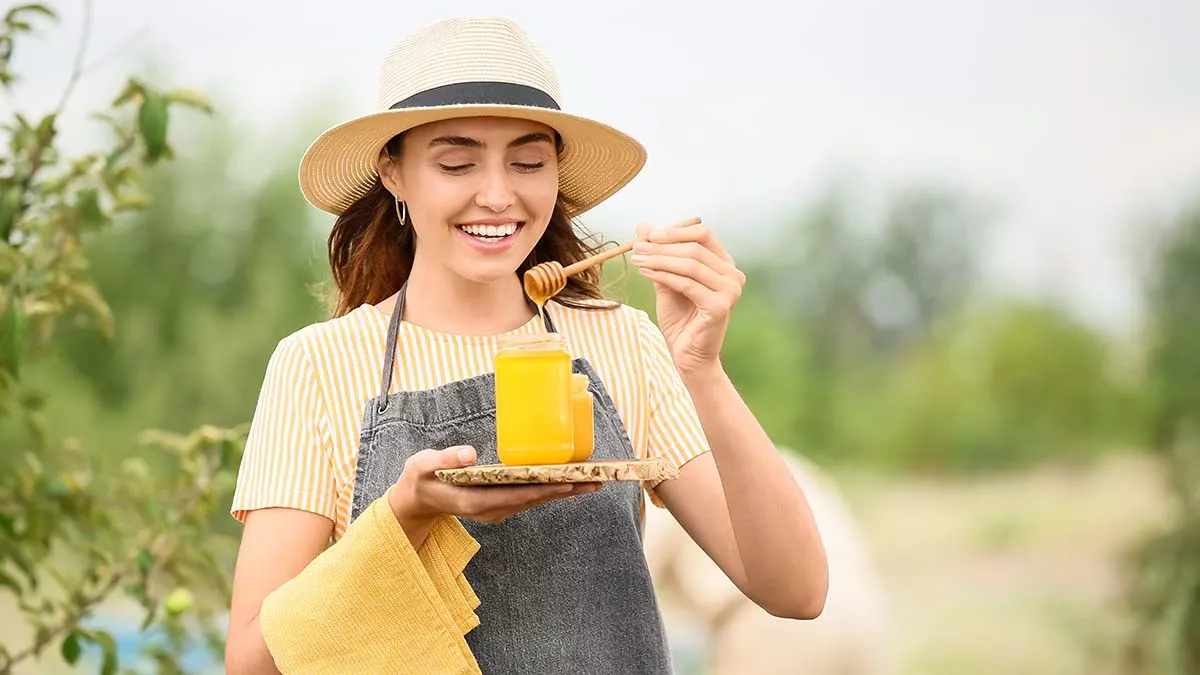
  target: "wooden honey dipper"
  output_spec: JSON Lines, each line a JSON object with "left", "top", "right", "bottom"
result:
{"left": 523, "top": 217, "right": 703, "bottom": 306}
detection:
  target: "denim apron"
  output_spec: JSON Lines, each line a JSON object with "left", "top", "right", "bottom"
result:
{"left": 348, "top": 282, "right": 673, "bottom": 674}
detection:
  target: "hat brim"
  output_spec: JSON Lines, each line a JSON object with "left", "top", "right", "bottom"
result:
{"left": 298, "top": 104, "right": 646, "bottom": 218}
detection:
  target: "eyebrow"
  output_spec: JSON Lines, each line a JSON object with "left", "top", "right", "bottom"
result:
{"left": 427, "top": 132, "right": 556, "bottom": 149}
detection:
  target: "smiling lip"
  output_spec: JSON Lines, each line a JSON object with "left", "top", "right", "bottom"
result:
{"left": 455, "top": 220, "right": 524, "bottom": 253}
{"left": 460, "top": 218, "right": 521, "bottom": 226}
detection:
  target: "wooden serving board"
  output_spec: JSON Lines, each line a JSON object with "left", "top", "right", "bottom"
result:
{"left": 435, "top": 457, "right": 678, "bottom": 486}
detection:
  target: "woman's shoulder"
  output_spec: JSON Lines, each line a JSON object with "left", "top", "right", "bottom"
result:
{"left": 266, "top": 304, "right": 382, "bottom": 365}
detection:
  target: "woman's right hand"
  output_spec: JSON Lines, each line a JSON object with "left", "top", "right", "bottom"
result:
{"left": 388, "top": 445, "right": 598, "bottom": 542}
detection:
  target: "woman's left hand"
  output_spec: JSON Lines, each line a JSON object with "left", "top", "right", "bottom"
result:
{"left": 631, "top": 221, "right": 746, "bottom": 378}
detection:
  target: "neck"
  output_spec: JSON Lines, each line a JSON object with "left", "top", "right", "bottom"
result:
{"left": 397, "top": 256, "right": 534, "bottom": 335}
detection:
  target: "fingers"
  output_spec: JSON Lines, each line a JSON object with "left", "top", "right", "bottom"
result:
{"left": 632, "top": 221, "right": 745, "bottom": 292}
{"left": 637, "top": 268, "right": 730, "bottom": 314}
{"left": 456, "top": 481, "right": 595, "bottom": 512}
{"left": 407, "top": 445, "right": 477, "bottom": 475}
{"left": 466, "top": 482, "right": 601, "bottom": 523}
{"left": 631, "top": 234, "right": 745, "bottom": 314}
{"left": 632, "top": 241, "right": 738, "bottom": 291}
{"left": 646, "top": 222, "right": 734, "bottom": 264}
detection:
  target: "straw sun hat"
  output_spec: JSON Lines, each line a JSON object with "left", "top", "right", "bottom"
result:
{"left": 298, "top": 16, "right": 647, "bottom": 218}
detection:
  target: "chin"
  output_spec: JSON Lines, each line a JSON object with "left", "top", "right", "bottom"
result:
{"left": 452, "top": 261, "right": 525, "bottom": 285}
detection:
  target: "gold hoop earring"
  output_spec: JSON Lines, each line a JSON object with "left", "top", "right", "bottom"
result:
{"left": 395, "top": 198, "right": 407, "bottom": 226}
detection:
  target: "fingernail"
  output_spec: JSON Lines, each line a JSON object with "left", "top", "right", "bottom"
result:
{"left": 630, "top": 254, "right": 648, "bottom": 265}
{"left": 456, "top": 447, "right": 474, "bottom": 463}
{"left": 638, "top": 267, "right": 657, "bottom": 277}
{"left": 648, "top": 231, "right": 666, "bottom": 242}
{"left": 632, "top": 242, "right": 651, "bottom": 254}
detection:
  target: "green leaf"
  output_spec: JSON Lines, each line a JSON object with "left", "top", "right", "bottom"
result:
{"left": 35, "top": 174, "right": 70, "bottom": 197}
{"left": 0, "top": 299, "right": 28, "bottom": 377}
{"left": 77, "top": 188, "right": 109, "bottom": 229}
{"left": 113, "top": 190, "right": 151, "bottom": 212}
{"left": 137, "top": 92, "right": 168, "bottom": 162}
{"left": 101, "top": 164, "right": 139, "bottom": 195}
{"left": 137, "top": 548, "right": 154, "bottom": 573}
{"left": 8, "top": 544, "right": 38, "bottom": 590}
{"left": 165, "top": 88, "right": 214, "bottom": 114}
{"left": 68, "top": 154, "right": 100, "bottom": 177}
{"left": 139, "top": 601, "right": 159, "bottom": 631}
{"left": 219, "top": 438, "right": 240, "bottom": 468}
{"left": 60, "top": 631, "right": 82, "bottom": 664}
{"left": 5, "top": 4, "right": 58, "bottom": 23}
{"left": 0, "top": 568, "right": 22, "bottom": 595}
{"left": 33, "top": 473, "right": 69, "bottom": 496}
{"left": 87, "top": 629, "right": 119, "bottom": 675}
{"left": 67, "top": 282, "right": 114, "bottom": 338}
{"left": 111, "top": 78, "right": 144, "bottom": 108}
{"left": 0, "top": 185, "right": 19, "bottom": 240}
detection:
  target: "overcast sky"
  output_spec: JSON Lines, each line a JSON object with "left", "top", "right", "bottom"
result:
{"left": 13, "top": 0, "right": 1200, "bottom": 333}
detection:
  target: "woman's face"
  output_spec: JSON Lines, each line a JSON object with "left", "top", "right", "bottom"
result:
{"left": 379, "top": 116, "right": 561, "bottom": 285}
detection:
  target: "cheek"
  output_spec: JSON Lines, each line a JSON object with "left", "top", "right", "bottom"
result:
{"left": 407, "top": 176, "right": 466, "bottom": 228}
{"left": 521, "top": 171, "right": 560, "bottom": 217}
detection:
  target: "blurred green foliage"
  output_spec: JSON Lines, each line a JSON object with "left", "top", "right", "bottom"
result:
{"left": 1121, "top": 198, "right": 1200, "bottom": 675}
{"left": 1, "top": 5, "right": 242, "bottom": 673}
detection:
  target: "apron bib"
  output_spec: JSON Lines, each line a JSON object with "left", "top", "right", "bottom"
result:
{"left": 348, "top": 282, "right": 673, "bottom": 674}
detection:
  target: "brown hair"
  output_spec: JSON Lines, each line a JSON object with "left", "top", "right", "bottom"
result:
{"left": 325, "top": 132, "right": 621, "bottom": 318}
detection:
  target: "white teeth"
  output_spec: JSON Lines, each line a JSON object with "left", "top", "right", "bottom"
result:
{"left": 459, "top": 223, "right": 518, "bottom": 237}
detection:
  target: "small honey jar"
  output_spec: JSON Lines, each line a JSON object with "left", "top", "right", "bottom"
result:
{"left": 569, "top": 373, "right": 594, "bottom": 462}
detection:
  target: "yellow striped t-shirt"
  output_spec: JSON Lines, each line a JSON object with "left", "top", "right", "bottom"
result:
{"left": 231, "top": 299, "right": 710, "bottom": 542}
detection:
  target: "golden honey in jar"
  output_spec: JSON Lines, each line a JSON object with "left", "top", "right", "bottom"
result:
{"left": 569, "top": 373, "right": 594, "bottom": 462}
{"left": 494, "top": 334, "right": 574, "bottom": 465}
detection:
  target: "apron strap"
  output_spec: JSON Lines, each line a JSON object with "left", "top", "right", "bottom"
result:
{"left": 376, "top": 280, "right": 408, "bottom": 412}
{"left": 375, "top": 278, "right": 558, "bottom": 411}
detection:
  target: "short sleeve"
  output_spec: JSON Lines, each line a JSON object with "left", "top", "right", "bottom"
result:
{"left": 636, "top": 311, "right": 711, "bottom": 505}
{"left": 230, "top": 335, "right": 338, "bottom": 524}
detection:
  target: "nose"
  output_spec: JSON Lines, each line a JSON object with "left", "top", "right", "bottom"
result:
{"left": 474, "top": 161, "right": 515, "bottom": 213}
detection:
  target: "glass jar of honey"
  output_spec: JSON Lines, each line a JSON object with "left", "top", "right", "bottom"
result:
{"left": 569, "top": 373, "right": 594, "bottom": 462}
{"left": 494, "top": 333, "right": 574, "bottom": 465}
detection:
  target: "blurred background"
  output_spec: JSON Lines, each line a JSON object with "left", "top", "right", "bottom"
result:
{"left": 3, "top": 1, "right": 1199, "bottom": 673}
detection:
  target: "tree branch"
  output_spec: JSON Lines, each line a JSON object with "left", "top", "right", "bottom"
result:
{"left": 53, "top": 0, "right": 93, "bottom": 116}
{"left": 0, "top": 461, "right": 223, "bottom": 673}
{"left": 17, "top": 0, "right": 94, "bottom": 205}
{"left": 0, "top": 569, "right": 126, "bottom": 673}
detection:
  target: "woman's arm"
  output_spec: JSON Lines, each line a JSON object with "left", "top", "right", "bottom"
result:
{"left": 226, "top": 508, "right": 333, "bottom": 674}
{"left": 631, "top": 221, "right": 829, "bottom": 619}
{"left": 654, "top": 370, "right": 828, "bottom": 619}
{"left": 225, "top": 461, "right": 595, "bottom": 675}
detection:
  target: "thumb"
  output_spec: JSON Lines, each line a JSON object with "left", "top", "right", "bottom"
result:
{"left": 438, "top": 445, "right": 477, "bottom": 468}
{"left": 410, "top": 445, "right": 477, "bottom": 474}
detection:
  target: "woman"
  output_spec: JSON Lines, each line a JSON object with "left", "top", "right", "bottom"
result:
{"left": 225, "top": 16, "right": 828, "bottom": 675}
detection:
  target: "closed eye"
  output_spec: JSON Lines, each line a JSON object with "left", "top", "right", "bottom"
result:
{"left": 438, "top": 161, "right": 546, "bottom": 174}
